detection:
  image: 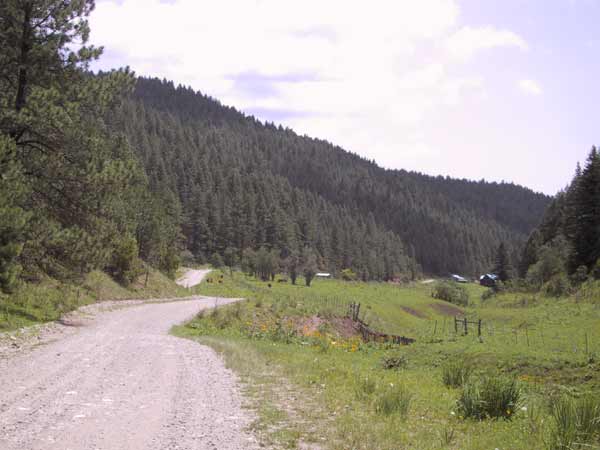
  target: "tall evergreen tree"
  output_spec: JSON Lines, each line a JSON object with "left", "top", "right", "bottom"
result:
{"left": 567, "top": 147, "right": 600, "bottom": 272}
{"left": 493, "top": 242, "right": 512, "bottom": 282}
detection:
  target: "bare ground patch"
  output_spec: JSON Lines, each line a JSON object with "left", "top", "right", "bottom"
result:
{"left": 429, "top": 302, "right": 464, "bottom": 316}
{"left": 401, "top": 306, "right": 428, "bottom": 318}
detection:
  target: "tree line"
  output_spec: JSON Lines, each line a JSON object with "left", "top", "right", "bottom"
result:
{"left": 0, "top": 0, "right": 551, "bottom": 294}
{"left": 0, "top": 1, "right": 180, "bottom": 292}
{"left": 117, "top": 77, "right": 549, "bottom": 278}
{"left": 513, "top": 148, "right": 600, "bottom": 295}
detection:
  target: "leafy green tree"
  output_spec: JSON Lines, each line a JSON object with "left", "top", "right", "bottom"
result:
{"left": 254, "top": 246, "right": 278, "bottom": 281}
{"left": 526, "top": 243, "right": 567, "bottom": 289}
{"left": 241, "top": 248, "right": 257, "bottom": 276}
{"left": 519, "top": 229, "right": 542, "bottom": 278}
{"left": 302, "top": 248, "right": 318, "bottom": 287}
{"left": 283, "top": 253, "right": 300, "bottom": 285}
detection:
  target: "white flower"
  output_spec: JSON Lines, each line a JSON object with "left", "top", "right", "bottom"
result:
{"left": 450, "top": 411, "right": 456, "bottom": 416}
{"left": 521, "top": 406, "right": 527, "bottom": 411}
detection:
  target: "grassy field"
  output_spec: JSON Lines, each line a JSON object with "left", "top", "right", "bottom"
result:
{"left": 0, "top": 269, "right": 190, "bottom": 331}
{"left": 177, "top": 270, "right": 600, "bottom": 450}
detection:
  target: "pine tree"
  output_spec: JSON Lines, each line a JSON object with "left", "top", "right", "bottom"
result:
{"left": 0, "top": 137, "right": 29, "bottom": 292}
{"left": 568, "top": 147, "right": 600, "bottom": 271}
{"left": 493, "top": 242, "right": 512, "bottom": 282}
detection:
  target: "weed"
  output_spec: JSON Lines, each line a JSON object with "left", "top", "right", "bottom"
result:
{"left": 438, "top": 425, "right": 455, "bottom": 447}
{"left": 380, "top": 354, "right": 408, "bottom": 370}
{"left": 373, "top": 384, "right": 412, "bottom": 417}
{"left": 442, "top": 359, "right": 473, "bottom": 388}
{"left": 353, "top": 375, "right": 377, "bottom": 401}
{"left": 458, "top": 375, "right": 521, "bottom": 420}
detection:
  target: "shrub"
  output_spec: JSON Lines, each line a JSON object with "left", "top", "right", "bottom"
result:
{"left": 108, "top": 234, "right": 143, "bottom": 285}
{"left": 593, "top": 259, "right": 600, "bottom": 280}
{"left": 542, "top": 273, "right": 571, "bottom": 298}
{"left": 571, "top": 265, "right": 589, "bottom": 285}
{"left": 353, "top": 375, "right": 377, "bottom": 401}
{"left": 341, "top": 268, "right": 358, "bottom": 281}
{"left": 210, "top": 252, "right": 224, "bottom": 268}
{"left": 442, "top": 359, "right": 473, "bottom": 388}
{"left": 548, "top": 394, "right": 600, "bottom": 450}
{"left": 380, "top": 354, "right": 408, "bottom": 370}
{"left": 373, "top": 384, "right": 412, "bottom": 417}
{"left": 457, "top": 375, "right": 521, "bottom": 420}
{"left": 432, "top": 282, "right": 469, "bottom": 306}
{"left": 481, "top": 289, "right": 495, "bottom": 301}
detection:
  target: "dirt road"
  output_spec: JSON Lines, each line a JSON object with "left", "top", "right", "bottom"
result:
{"left": 0, "top": 297, "right": 258, "bottom": 450}
{"left": 176, "top": 269, "right": 212, "bottom": 288}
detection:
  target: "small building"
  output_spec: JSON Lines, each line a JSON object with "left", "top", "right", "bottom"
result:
{"left": 479, "top": 273, "right": 498, "bottom": 287}
{"left": 451, "top": 274, "right": 468, "bottom": 283}
{"left": 315, "top": 272, "right": 331, "bottom": 278}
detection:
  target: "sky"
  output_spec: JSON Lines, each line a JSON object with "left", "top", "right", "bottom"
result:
{"left": 89, "top": 0, "right": 600, "bottom": 195}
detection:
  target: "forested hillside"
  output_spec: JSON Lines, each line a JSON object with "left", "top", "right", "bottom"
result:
{"left": 0, "top": 1, "right": 551, "bottom": 293}
{"left": 518, "top": 148, "right": 600, "bottom": 290}
{"left": 112, "top": 77, "right": 550, "bottom": 277}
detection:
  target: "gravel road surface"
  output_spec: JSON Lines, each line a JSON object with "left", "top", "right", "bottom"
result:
{"left": 0, "top": 296, "right": 258, "bottom": 450}
{"left": 176, "top": 269, "right": 212, "bottom": 288}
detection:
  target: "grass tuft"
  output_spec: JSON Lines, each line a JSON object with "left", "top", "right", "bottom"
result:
{"left": 458, "top": 375, "right": 521, "bottom": 420}
{"left": 548, "top": 393, "right": 600, "bottom": 450}
{"left": 373, "top": 384, "right": 412, "bottom": 417}
{"left": 442, "top": 359, "right": 473, "bottom": 388}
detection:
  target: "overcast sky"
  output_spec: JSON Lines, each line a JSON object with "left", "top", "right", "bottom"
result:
{"left": 90, "top": 0, "right": 600, "bottom": 195}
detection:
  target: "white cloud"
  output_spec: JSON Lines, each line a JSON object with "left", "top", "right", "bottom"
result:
{"left": 89, "top": 0, "right": 529, "bottom": 180}
{"left": 518, "top": 79, "right": 543, "bottom": 96}
{"left": 444, "top": 26, "right": 528, "bottom": 60}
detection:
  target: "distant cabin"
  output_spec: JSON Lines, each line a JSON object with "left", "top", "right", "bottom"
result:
{"left": 451, "top": 274, "right": 468, "bottom": 283}
{"left": 479, "top": 273, "right": 498, "bottom": 287}
{"left": 315, "top": 272, "right": 331, "bottom": 278}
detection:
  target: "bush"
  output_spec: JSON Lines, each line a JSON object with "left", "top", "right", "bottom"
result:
{"left": 432, "top": 282, "right": 469, "bottom": 306}
{"left": 108, "top": 235, "right": 143, "bottom": 285}
{"left": 481, "top": 289, "right": 495, "bottom": 301}
{"left": 373, "top": 384, "right": 412, "bottom": 417}
{"left": 542, "top": 273, "right": 571, "bottom": 298}
{"left": 593, "top": 259, "right": 600, "bottom": 280}
{"left": 210, "top": 252, "right": 224, "bottom": 268}
{"left": 341, "top": 268, "right": 358, "bottom": 281}
{"left": 457, "top": 375, "right": 521, "bottom": 420}
{"left": 442, "top": 359, "right": 473, "bottom": 388}
{"left": 548, "top": 394, "right": 600, "bottom": 450}
{"left": 380, "top": 354, "right": 408, "bottom": 370}
{"left": 571, "top": 265, "right": 589, "bottom": 285}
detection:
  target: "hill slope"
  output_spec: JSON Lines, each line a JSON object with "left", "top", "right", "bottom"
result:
{"left": 112, "top": 77, "right": 550, "bottom": 277}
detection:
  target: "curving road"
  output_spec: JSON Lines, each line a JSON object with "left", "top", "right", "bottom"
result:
{"left": 176, "top": 269, "right": 212, "bottom": 289}
{"left": 0, "top": 296, "right": 258, "bottom": 450}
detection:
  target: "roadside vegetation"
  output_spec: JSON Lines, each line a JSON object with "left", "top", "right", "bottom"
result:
{"left": 176, "top": 270, "right": 600, "bottom": 449}
{"left": 0, "top": 269, "right": 190, "bottom": 331}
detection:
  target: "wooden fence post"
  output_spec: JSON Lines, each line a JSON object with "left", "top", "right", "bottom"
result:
{"left": 463, "top": 317, "right": 468, "bottom": 335}
{"left": 478, "top": 319, "right": 482, "bottom": 337}
{"left": 454, "top": 317, "right": 458, "bottom": 334}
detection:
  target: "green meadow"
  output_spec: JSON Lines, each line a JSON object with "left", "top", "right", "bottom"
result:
{"left": 176, "top": 271, "right": 600, "bottom": 450}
